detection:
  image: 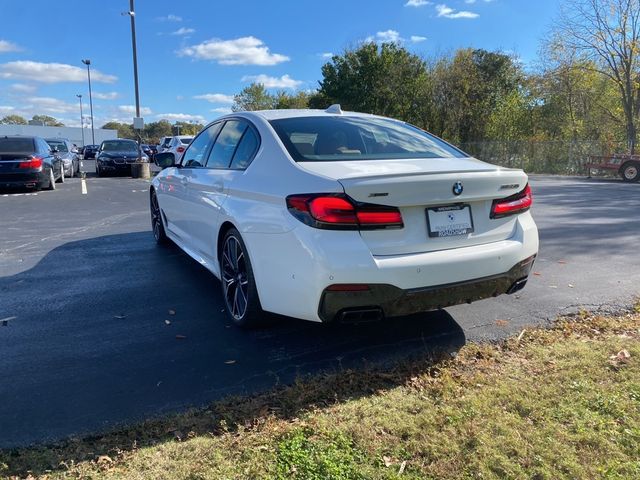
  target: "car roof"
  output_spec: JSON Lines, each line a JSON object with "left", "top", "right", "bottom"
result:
{"left": 240, "top": 108, "right": 379, "bottom": 121}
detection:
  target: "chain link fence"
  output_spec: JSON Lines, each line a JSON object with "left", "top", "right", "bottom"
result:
{"left": 458, "top": 140, "right": 622, "bottom": 175}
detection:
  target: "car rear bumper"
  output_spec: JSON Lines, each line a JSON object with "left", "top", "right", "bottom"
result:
{"left": 243, "top": 211, "right": 539, "bottom": 322}
{"left": 318, "top": 255, "right": 535, "bottom": 322}
{"left": 0, "top": 171, "right": 47, "bottom": 189}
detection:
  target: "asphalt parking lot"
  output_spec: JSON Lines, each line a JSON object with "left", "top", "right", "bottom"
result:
{"left": 1, "top": 163, "right": 639, "bottom": 447}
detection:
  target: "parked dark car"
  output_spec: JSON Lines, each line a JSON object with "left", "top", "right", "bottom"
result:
{"left": 0, "top": 136, "right": 64, "bottom": 190}
{"left": 46, "top": 138, "right": 80, "bottom": 177}
{"left": 95, "top": 139, "right": 149, "bottom": 176}
{"left": 82, "top": 144, "right": 99, "bottom": 159}
{"left": 141, "top": 143, "right": 156, "bottom": 159}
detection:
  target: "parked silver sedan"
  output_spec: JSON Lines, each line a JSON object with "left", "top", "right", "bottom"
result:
{"left": 45, "top": 138, "right": 80, "bottom": 178}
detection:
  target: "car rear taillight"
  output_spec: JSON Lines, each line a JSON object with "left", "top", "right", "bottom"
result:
{"left": 286, "top": 194, "right": 403, "bottom": 230}
{"left": 177, "top": 146, "right": 185, "bottom": 153}
{"left": 491, "top": 184, "right": 532, "bottom": 219}
{"left": 18, "top": 157, "right": 43, "bottom": 169}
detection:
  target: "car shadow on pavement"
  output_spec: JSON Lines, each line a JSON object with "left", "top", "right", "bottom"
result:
{"left": 0, "top": 232, "right": 466, "bottom": 452}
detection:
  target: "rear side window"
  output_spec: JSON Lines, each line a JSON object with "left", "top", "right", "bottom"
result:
{"left": 230, "top": 127, "right": 259, "bottom": 170}
{"left": 206, "top": 120, "right": 247, "bottom": 169}
{"left": 269, "top": 116, "right": 466, "bottom": 162}
{"left": 0, "top": 138, "right": 35, "bottom": 153}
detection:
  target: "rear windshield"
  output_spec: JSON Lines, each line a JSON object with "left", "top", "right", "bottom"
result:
{"left": 269, "top": 116, "right": 466, "bottom": 162}
{"left": 180, "top": 138, "right": 193, "bottom": 144}
{"left": 101, "top": 140, "right": 137, "bottom": 151}
{"left": 0, "top": 138, "right": 35, "bottom": 153}
{"left": 46, "top": 140, "right": 68, "bottom": 152}
{"left": 161, "top": 138, "right": 172, "bottom": 147}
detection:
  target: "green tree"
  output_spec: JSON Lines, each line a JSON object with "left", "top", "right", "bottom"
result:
{"left": 0, "top": 114, "right": 28, "bottom": 125}
{"left": 552, "top": 0, "right": 640, "bottom": 152}
{"left": 232, "top": 83, "right": 275, "bottom": 111}
{"left": 31, "top": 115, "right": 64, "bottom": 126}
{"left": 143, "top": 120, "right": 173, "bottom": 144}
{"left": 101, "top": 121, "right": 135, "bottom": 139}
{"left": 312, "top": 42, "right": 431, "bottom": 126}
{"left": 274, "top": 90, "right": 311, "bottom": 109}
{"left": 173, "top": 121, "right": 204, "bottom": 136}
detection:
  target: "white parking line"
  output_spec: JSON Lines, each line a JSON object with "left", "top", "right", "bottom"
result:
{"left": 81, "top": 178, "right": 87, "bottom": 195}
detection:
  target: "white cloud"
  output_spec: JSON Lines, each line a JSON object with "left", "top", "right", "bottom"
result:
{"left": 194, "top": 93, "right": 235, "bottom": 104}
{"left": 155, "top": 113, "right": 206, "bottom": 123}
{"left": 410, "top": 35, "right": 427, "bottom": 43}
{"left": 157, "top": 14, "right": 182, "bottom": 22}
{"left": 171, "top": 27, "right": 195, "bottom": 36}
{"left": 436, "top": 4, "right": 479, "bottom": 18}
{"left": 366, "top": 30, "right": 401, "bottom": 44}
{"left": 405, "top": 0, "right": 431, "bottom": 6}
{"left": 118, "top": 105, "right": 153, "bottom": 116}
{"left": 23, "top": 96, "right": 77, "bottom": 114}
{"left": 178, "top": 36, "right": 289, "bottom": 65}
{"left": 176, "top": 95, "right": 184, "bottom": 100}
{"left": 93, "top": 91, "right": 119, "bottom": 100}
{"left": 320, "top": 52, "right": 333, "bottom": 59}
{"left": 210, "top": 107, "right": 232, "bottom": 115}
{"left": 241, "top": 74, "right": 302, "bottom": 89}
{"left": 9, "top": 83, "right": 36, "bottom": 93}
{"left": 0, "top": 40, "right": 22, "bottom": 53}
{"left": 0, "top": 61, "right": 117, "bottom": 83}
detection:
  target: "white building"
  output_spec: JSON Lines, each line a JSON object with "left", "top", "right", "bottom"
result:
{"left": 0, "top": 124, "right": 118, "bottom": 147}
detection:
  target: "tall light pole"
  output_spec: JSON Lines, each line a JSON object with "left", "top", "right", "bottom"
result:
{"left": 76, "top": 94, "right": 85, "bottom": 147}
{"left": 123, "top": 0, "right": 142, "bottom": 161}
{"left": 81, "top": 59, "right": 95, "bottom": 145}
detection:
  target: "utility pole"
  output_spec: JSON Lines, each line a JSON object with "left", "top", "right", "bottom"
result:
{"left": 124, "top": 0, "right": 143, "bottom": 161}
{"left": 81, "top": 59, "right": 95, "bottom": 145}
{"left": 76, "top": 94, "right": 85, "bottom": 147}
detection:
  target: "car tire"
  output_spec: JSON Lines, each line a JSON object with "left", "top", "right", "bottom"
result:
{"left": 45, "top": 168, "right": 55, "bottom": 190}
{"left": 220, "top": 228, "right": 264, "bottom": 328}
{"left": 150, "top": 190, "right": 169, "bottom": 245}
{"left": 57, "top": 166, "right": 65, "bottom": 184}
{"left": 620, "top": 162, "right": 640, "bottom": 182}
{"left": 96, "top": 165, "right": 103, "bottom": 177}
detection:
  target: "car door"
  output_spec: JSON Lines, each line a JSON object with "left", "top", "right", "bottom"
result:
{"left": 156, "top": 130, "right": 217, "bottom": 244}
{"left": 186, "top": 119, "right": 257, "bottom": 264}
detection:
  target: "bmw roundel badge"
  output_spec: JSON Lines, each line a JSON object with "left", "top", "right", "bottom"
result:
{"left": 452, "top": 181, "right": 463, "bottom": 196}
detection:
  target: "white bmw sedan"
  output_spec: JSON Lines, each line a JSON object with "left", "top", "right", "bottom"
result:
{"left": 150, "top": 106, "right": 538, "bottom": 327}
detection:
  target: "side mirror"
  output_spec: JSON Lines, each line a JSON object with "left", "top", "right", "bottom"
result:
{"left": 155, "top": 152, "right": 176, "bottom": 169}
{"left": 50, "top": 147, "right": 59, "bottom": 154}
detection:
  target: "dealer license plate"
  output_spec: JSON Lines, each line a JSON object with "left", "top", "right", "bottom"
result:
{"left": 426, "top": 204, "right": 474, "bottom": 238}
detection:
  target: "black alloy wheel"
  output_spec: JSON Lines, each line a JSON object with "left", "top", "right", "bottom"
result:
{"left": 150, "top": 191, "right": 168, "bottom": 244}
{"left": 220, "top": 229, "right": 263, "bottom": 327}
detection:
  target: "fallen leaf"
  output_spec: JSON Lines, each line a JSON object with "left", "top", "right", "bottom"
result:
{"left": 168, "top": 309, "right": 176, "bottom": 315}
{"left": 610, "top": 349, "right": 631, "bottom": 363}
{"left": 97, "top": 455, "right": 113, "bottom": 465}
{"left": 533, "top": 272, "right": 542, "bottom": 276}
{"left": 175, "top": 334, "right": 187, "bottom": 340}
{"left": 558, "top": 260, "right": 567, "bottom": 264}
{"left": 164, "top": 320, "right": 171, "bottom": 325}
{"left": 568, "top": 284, "right": 575, "bottom": 288}
{"left": 224, "top": 360, "right": 236, "bottom": 365}
{"left": 383, "top": 456, "right": 393, "bottom": 468}
{"left": 495, "top": 319, "right": 509, "bottom": 327}
{"left": 398, "top": 461, "right": 407, "bottom": 474}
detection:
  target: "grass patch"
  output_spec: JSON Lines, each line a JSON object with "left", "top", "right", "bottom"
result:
{"left": 2, "top": 311, "right": 639, "bottom": 479}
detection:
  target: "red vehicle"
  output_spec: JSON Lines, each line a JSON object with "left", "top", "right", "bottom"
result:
{"left": 586, "top": 154, "right": 640, "bottom": 182}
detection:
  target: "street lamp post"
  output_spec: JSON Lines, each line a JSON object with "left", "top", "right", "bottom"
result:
{"left": 81, "top": 59, "right": 95, "bottom": 145}
{"left": 76, "top": 94, "right": 85, "bottom": 147}
{"left": 124, "top": 0, "right": 142, "bottom": 162}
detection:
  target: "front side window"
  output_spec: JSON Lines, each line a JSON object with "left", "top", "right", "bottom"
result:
{"left": 206, "top": 120, "right": 247, "bottom": 169}
{"left": 180, "top": 123, "right": 221, "bottom": 168}
{"left": 269, "top": 116, "right": 466, "bottom": 162}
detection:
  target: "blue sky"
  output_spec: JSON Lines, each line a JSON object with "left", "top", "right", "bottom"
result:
{"left": 0, "top": 0, "right": 561, "bottom": 128}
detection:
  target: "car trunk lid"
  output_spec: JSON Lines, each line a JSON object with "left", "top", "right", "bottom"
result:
{"left": 298, "top": 158, "right": 529, "bottom": 256}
